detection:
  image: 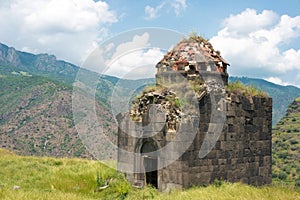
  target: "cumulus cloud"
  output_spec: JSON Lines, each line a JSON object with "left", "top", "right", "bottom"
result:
{"left": 103, "top": 33, "right": 164, "bottom": 79}
{"left": 81, "top": 32, "right": 165, "bottom": 79}
{"left": 107, "top": 48, "right": 164, "bottom": 79}
{"left": 0, "top": 0, "right": 117, "bottom": 65}
{"left": 81, "top": 28, "right": 184, "bottom": 79}
{"left": 110, "top": 33, "right": 150, "bottom": 61}
{"left": 210, "top": 9, "right": 300, "bottom": 73}
{"left": 264, "top": 77, "right": 294, "bottom": 86}
{"left": 210, "top": 8, "right": 300, "bottom": 87}
{"left": 145, "top": 0, "right": 186, "bottom": 20}
{"left": 221, "top": 9, "right": 279, "bottom": 35}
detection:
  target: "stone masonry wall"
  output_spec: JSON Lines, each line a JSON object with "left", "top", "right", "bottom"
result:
{"left": 180, "top": 93, "right": 272, "bottom": 188}
{"left": 117, "top": 92, "right": 272, "bottom": 191}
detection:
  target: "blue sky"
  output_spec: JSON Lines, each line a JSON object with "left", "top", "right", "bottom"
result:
{"left": 107, "top": 0, "right": 300, "bottom": 37}
{"left": 0, "top": 0, "right": 300, "bottom": 87}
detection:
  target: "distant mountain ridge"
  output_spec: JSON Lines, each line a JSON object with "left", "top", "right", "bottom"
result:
{"left": 0, "top": 43, "right": 79, "bottom": 83}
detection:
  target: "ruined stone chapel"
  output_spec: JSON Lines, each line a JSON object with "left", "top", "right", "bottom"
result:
{"left": 117, "top": 35, "right": 272, "bottom": 191}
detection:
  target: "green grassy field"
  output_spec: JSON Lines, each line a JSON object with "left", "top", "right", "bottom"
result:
{"left": 0, "top": 149, "right": 299, "bottom": 200}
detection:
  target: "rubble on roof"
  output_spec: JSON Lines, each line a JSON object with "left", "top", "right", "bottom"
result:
{"left": 156, "top": 35, "right": 229, "bottom": 74}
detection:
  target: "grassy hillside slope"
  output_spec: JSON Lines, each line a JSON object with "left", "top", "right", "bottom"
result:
{"left": 0, "top": 149, "right": 299, "bottom": 200}
{"left": 272, "top": 97, "right": 300, "bottom": 183}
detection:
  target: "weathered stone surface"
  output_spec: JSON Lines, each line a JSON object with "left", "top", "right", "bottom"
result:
{"left": 118, "top": 92, "right": 272, "bottom": 191}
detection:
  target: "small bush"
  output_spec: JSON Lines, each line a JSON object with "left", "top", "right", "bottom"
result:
{"left": 290, "top": 139, "right": 299, "bottom": 145}
{"left": 96, "top": 172, "right": 106, "bottom": 187}
{"left": 278, "top": 172, "right": 287, "bottom": 180}
{"left": 272, "top": 173, "right": 278, "bottom": 179}
{"left": 283, "top": 166, "right": 292, "bottom": 174}
{"left": 278, "top": 151, "right": 289, "bottom": 159}
{"left": 213, "top": 179, "right": 224, "bottom": 187}
{"left": 295, "top": 179, "right": 300, "bottom": 188}
{"left": 291, "top": 146, "right": 297, "bottom": 151}
{"left": 96, "top": 172, "right": 131, "bottom": 199}
{"left": 110, "top": 174, "right": 132, "bottom": 199}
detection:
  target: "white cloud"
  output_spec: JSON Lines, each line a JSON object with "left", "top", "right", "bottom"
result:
{"left": 210, "top": 9, "right": 300, "bottom": 87}
{"left": 222, "top": 9, "right": 279, "bottom": 35}
{"left": 171, "top": 0, "right": 187, "bottom": 16}
{"left": 145, "top": 2, "right": 165, "bottom": 20}
{"left": 110, "top": 33, "right": 150, "bottom": 61}
{"left": 102, "top": 33, "right": 164, "bottom": 79}
{"left": 0, "top": 0, "right": 117, "bottom": 65}
{"left": 81, "top": 32, "right": 165, "bottom": 78}
{"left": 107, "top": 48, "right": 164, "bottom": 79}
{"left": 264, "top": 77, "right": 293, "bottom": 86}
{"left": 145, "top": 5, "right": 158, "bottom": 20}
{"left": 144, "top": 0, "right": 186, "bottom": 20}
{"left": 22, "top": 0, "right": 116, "bottom": 33}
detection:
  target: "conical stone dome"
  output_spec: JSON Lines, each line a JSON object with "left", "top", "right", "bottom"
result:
{"left": 156, "top": 35, "right": 230, "bottom": 85}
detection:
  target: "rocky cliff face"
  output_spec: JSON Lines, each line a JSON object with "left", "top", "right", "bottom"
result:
{"left": 0, "top": 43, "right": 21, "bottom": 66}
{"left": 0, "top": 43, "right": 78, "bottom": 82}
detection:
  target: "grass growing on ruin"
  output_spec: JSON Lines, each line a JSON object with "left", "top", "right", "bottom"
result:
{"left": 227, "top": 80, "right": 268, "bottom": 97}
{"left": 1, "top": 148, "right": 300, "bottom": 200}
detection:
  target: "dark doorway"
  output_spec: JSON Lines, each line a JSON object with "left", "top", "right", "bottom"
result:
{"left": 144, "top": 157, "right": 158, "bottom": 188}
{"left": 141, "top": 141, "right": 158, "bottom": 188}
